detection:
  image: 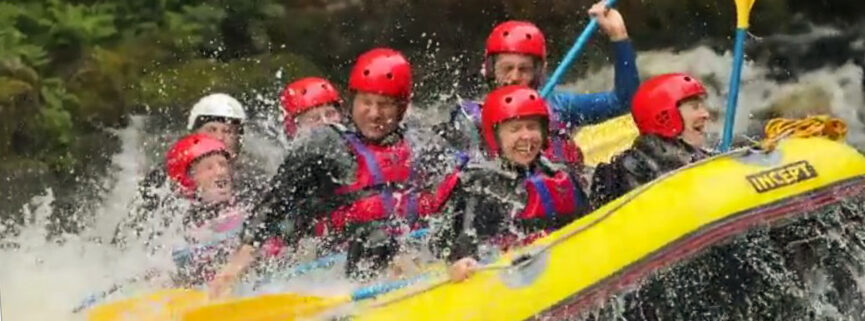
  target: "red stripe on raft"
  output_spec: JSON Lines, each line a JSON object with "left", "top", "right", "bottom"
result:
{"left": 533, "top": 177, "right": 865, "bottom": 321}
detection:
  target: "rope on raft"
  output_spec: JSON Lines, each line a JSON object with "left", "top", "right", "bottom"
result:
{"left": 760, "top": 115, "right": 848, "bottom": 151}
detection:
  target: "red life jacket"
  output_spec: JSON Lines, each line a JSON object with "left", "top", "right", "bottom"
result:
{"left": 491, "top": 168, "right": 589, "bottom": 250}
{"left": 317, "top": 132, "right": 460, "bottom": 236}
{"left": 519, "top": 170, "right": 586, "bottom": 220}
{"left": 458, "top": 100, "right": 583, "bottom": 167}
{"left": 544, "top": 133, "right": 583, "bottom": 167}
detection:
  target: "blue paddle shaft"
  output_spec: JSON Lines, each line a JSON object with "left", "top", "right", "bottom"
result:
{"left": 351, "top": 274, "right": 429, "bottom": 301}
{"left": 255, "top": 228, "right": 431, "bottom": 287}
{"left": 540, "top": 0, "right": 619, "bottom": 98}
{"left": 286, "top": 228, "right": 428, "bottom": 277}
{"left": 721, "top": 28, "right": 748, "bottom": 152}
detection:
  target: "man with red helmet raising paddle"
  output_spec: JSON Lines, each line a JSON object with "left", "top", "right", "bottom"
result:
{"left": 208, "top": 48, "right": 460, "bottom": 295}
{"left": 438, "top": 1, "right": 639, "bottom": 168}
{"left": 438, "top": 85, "right": 592, "bottom": 282}
{"left": 590, "top": 73, "right": 712, "bottom": 206}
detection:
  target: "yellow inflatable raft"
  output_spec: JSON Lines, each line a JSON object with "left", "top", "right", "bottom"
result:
{"left": 344, "top": 137, "right": 865, "bottom": 320}
{"left": 88, "top": 137, "right": 865, "bottom": 321}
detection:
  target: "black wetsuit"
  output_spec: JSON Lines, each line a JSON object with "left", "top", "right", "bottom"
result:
{"left": 590, "top": 134, "right": 711, "bottom": 206}
{"left": 242, "top": 124, "right": 457, "bottom": 279}
{"left": 434, "top": 157, "right": 591, "bottom": 262}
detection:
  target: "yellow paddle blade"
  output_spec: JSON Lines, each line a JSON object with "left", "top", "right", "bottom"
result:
{"left": 182, "top": 293, "right": 345, "bottom": 321}
{"left": 574, "top": 114, "right": 639, "bottom": 167}
{"left": 87, "top": 289, "right": 208, "bottom": 321}
{"left": 735, "top": 0, "right": 757, "bottom": 28}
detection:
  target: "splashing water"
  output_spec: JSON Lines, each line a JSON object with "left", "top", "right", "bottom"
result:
{"left": 1, "top": 38, "right": 864, "bottom": 321}
{"left": 561, "top": 45, "right": 865, "bottom": 149}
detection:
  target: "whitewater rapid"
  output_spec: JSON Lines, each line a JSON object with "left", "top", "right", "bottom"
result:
{"left": 1, "top": 42, "right": 863, "bottom": 320}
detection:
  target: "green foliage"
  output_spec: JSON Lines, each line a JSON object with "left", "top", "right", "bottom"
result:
{"left": 38, "top": 77, "right": 76, "bottom": 144}
{"left": 163, "top": 4, "right": 227, "bottom": 52}
{"left": 26, "top": 77, "right": 77, "bottom": 170}
{"left": 0, "top": 3, "right": 49, "bottom": 66}
{"left": 40, "top": 0, "right": 118, "bottom": 46}
{"left": 134, "top": 52, "right": 321, "bottom": 113}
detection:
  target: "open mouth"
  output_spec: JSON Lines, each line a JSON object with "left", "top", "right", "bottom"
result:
{"left": 692, "top": 123, "right": 706, "bottom": 135}
{"left": 214, "top": 177, "right": 231, "bottom": 190}
{"left": 513, "top": 142, "right": 538, "bottom": 158}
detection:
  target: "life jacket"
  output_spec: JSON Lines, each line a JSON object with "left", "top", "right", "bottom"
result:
{"left": 489, "top": 166, "right": 590, "bottom": 251}
{"left": 173, "top": 206, "right": 285, "bottom": 283}
{"left": 456, "top": 100, "right": 583, "bottom": 167}
{"left": 317, "top": 130, "right": 462, "bottom": 236}
{"left": 519, "top": 170, "right": 588, "bottom": 221}
{"left": 173, "top": 207, "right": 246, "bottom": 283}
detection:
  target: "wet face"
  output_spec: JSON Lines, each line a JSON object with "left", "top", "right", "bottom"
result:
{"left": 295, "top": 104, "right": 342, "bottom": 131}
{"left": 496, "top": 117, "right": 545, "bottom": 167}
{"left": 189, "top": 153, "right": 232, "bottom": 205}
{"left": 678, "top": 96, "right": 711, "bottom": 148}
{"left": 196, "top": 121, "right": 241, "bottom": 155}
{"left": 351, "top": 92, "right": 403, "bottom": 141}
{"left": 492, "top": 53, "right": 538, "bottom": 87}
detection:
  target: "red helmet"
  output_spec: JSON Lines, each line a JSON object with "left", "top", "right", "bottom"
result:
{"left": 165, "top": 133, "right": 230, "bottom": 193}
{"left": 348, "top": 48, "right": 412, "bottom": 101}
{"left": 481, "top": 85, "right": 550, "bottom": 156}
{"left": 631, "top": 73, "right": 707, "bottom": 138}
{"left": 280, "top": 77, "right": 342, "bottom": 136}
{"left": 485, "top": 21, "right": 547, "bottom": 61}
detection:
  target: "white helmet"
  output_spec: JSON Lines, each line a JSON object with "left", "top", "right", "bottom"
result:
{"left": 187, "top": 93, "right": 247, "bottom": 130}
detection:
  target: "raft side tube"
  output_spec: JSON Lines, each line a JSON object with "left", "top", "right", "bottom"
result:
{"left": 349, "top": 138, "right": 865, "bottom": 321}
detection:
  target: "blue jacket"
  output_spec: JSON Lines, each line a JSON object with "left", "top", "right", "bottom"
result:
{"left": 546, "top": 40, "right": 639, "bottom": 129}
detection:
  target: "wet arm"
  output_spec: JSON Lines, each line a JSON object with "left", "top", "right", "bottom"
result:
{"left": 550, "top": 40, "right": 639, "bottom": 128}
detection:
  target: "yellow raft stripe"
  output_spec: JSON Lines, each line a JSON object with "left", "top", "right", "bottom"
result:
{"left": 539, "top": 177, "right": 865, "bottom": 318}
{"left": 352, "top": 138, "right": 865, "bottom": 321}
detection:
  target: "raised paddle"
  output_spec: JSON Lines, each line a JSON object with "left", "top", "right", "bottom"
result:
{"left": 539, "top": 0, "right": 619, "bottom": 98}
{"left": 720, "top": 0, "right": 757, "bottom": 151}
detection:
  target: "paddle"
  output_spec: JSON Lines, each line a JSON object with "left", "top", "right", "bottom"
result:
{"left": 183, "top": 252, "right": 521, "bottom": 321}
{"left": 72, "top": 269, "right": 167, "bottom": 314}
{"left": 251, "top": 228, "right": 431, "bottom": 287}
{"left": 86, "top": 289, "right": 208, "bottom": 321}
{"left": 73, "top": 278, "right": 135, "bottom": 313}
{"left": 539, "top": 0, "right": 619, "bottom": 98}
{"left": 720, "top": 0, "right": 757, "bottom": 151}
{"left": 182, "top": 270, "right": 447, "bottom": 321}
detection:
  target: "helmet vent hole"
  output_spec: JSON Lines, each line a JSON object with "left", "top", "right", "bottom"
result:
{"left": 363, "top": 69, "right": 371, "bottom": 76}
{"left": 529, "top": 94, "right": 536, "bottom": 100}
{"left": 505, "top": 97, "right": 513, "bottom": 104}
{"left": 321, "top": 84, "right": 328, "bottom": 89}
{"left": 503, "top": 31, "right": 510, "bottom": 37}
{"left": 657, "top": 110, "right": 672, "bottom": 125}
{"left": 386, "top": 72, "right": 393, "bottom": 79}
{"left": 525, "top": 34, "right": 532, "bottom": 40}
{"left": 684, "top": 76, "right": 692, "bottom": 82}
{"left": 301, "top": 89, "right": 308, "bottom": 95}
